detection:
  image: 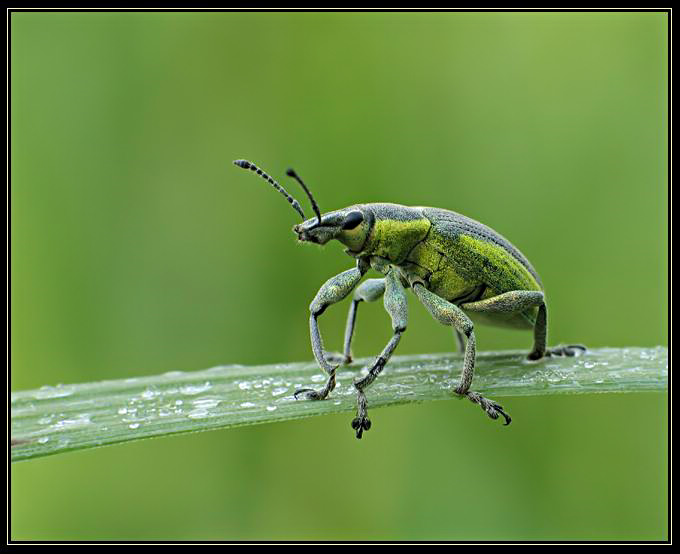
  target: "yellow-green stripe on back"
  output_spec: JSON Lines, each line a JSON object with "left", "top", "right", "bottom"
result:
{"left": 422, "top": 207, "right": 543, "bottom": 293}
{"left": 456, "top": 234, "right": 542, "bottom": 293}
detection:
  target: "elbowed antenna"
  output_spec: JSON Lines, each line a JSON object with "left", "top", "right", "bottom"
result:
{"left": 286, "top": 168, "right": 322, "bottom": 227}
{"left": 233, "top": 159, "right": 306, "bottom": 221}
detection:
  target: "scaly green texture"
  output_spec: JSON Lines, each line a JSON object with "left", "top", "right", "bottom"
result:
{"left": 11, "top": 347, "right": 667, "bottom": 463}
{"left": 364, "top": 216, "right": 431, "bottom": 263}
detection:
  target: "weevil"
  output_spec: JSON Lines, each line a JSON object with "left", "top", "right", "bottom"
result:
{"left": 233, "top": 159, "right": 585, "bottom": 439}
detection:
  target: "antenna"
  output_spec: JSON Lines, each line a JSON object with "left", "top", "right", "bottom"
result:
{"left": 233, "top": 160, "right": 306, "bottom": 221}
{"left": 286, "top": 168, "right": 322, "bottom": 227}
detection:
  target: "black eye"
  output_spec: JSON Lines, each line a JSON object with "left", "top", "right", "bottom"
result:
{"left": 342, "top": 211, "right": 364, "bottom": 230}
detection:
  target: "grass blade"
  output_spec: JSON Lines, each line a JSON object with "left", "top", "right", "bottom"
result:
{"left": 11, "top": 346, "right": 667, "bottom": 462}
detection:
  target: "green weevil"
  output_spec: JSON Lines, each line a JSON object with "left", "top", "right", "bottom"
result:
{"left": 233, "top": 159, "right": 585, "bottom": 439}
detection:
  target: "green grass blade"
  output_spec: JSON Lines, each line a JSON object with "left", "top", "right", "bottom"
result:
{"left": 11, "top": 346, "right": 667, "bottom": 462}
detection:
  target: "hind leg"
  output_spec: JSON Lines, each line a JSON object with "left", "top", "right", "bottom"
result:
{"left": 461, "top": 291, "right": 586, "bottom": 361}
{"left": 534, "top": 304, "right": 585, "bottom": 358}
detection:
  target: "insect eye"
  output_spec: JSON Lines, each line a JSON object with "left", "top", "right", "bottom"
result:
{"left": 342, "top": 211, "right": 364, "bottom": 230}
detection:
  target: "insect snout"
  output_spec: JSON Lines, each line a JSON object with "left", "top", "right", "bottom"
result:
{"left": 293, "top": 223, "right": 305, "bottom": 240}
{"left": 293, "top": 220, "right": 332, "bottom": 245}
{"left": 293, "top": 224, "right": 318, "bottom": 244}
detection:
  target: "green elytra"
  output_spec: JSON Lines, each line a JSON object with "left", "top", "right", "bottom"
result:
{"left": 234, "top": 160, "right": 585, "bottom": 439}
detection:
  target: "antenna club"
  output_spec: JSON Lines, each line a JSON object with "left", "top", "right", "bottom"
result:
{"left": 233, "top": 159, "right": 252, "bottom": 169}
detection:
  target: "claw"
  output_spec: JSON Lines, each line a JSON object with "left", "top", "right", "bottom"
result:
{"left": 293, "top": 388, "right": 311, "bottom": 400}
{"left": 549, "top": 344, "right": 587, "bottom": 357}
{"left": 529, "top": 344, "right": 587, "bottom": 360}
{"left": 485, "top": 401, "right": 511, "bottom": 425}
{"left": 564, "top": 344, "right": 587, "bottom": 357}
{"left": 294, "top": 388, "right": 323, "bottom": 401}
{"left": 294, "top": 371, "right": 337, "bottom": 401}
{"left": 351, "top": 416, "right": 371, "bottom": 439}
{"left": 493, "top": 404, "right": 512, "bottom": 426}
{"left": 465, "top": 391, "right": 512, "bottom": 426}
{"left": 484, "top": 403, "right": 512, "bottom": 425}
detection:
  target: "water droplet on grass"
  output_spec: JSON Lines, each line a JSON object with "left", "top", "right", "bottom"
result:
{"left": 180, "top": 382, "right": 212, "bottom": 395}
{"left": 51, "top": 414, "right": 92, "bottom": 431}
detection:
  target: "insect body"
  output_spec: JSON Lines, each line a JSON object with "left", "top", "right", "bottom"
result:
{"left": 234, "top": 159, "right": 584, "bottom": 438}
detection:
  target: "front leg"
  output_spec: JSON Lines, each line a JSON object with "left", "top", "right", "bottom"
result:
{"left": 294, "top": 260, "right": 368, "bottom": 401}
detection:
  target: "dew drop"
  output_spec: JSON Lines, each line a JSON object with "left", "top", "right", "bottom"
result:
{"left": 187, "top": 409, "right": 210, "bottom": 419}
{"left": 192, "top": 397, "right": 220, "bottom": 410}
{"left": 180, "top": 382, "right": 212, "bottom": 395}
{"left": 51, "top": 414, "right": 92, "bottom": 431}
{"left": 141, "top": 388, "right": 159, "bottom": 400}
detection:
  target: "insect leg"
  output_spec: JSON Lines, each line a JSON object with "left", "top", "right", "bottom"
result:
{"left": 461, "top": 291, "right": 586, "bottom": 360}
{"left": 352, "top": 269, "right": 407, "bottom": 439}
{"left": 413, "top": 283, "right": 511, "bottom": 426}
{"left": 294, "top": 261, "right": 367, "bottom": 401}
{"left": 528, "top": 303, "right": 586, "bottom": 357}
{"left": 529, "top": 301, "right": 548, "bottom": 360}
{"left": 340, "top": 278, "right": 386, "bottom": 364}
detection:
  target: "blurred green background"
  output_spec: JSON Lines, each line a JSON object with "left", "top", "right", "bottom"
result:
{"left": 11, "top": 11, "right": 667, "bottom": 540}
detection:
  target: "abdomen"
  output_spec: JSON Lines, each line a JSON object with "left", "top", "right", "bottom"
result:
{"left": 414, "top": 207, "right": 542, "bottom": 329}
{"left": 421, "top": 207, "right": 542, "bottom": 292}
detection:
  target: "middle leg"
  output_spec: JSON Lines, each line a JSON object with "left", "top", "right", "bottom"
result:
{"left": 351, "top": 269, "right": 407, "bottom": 439}
{"left": 413, "top": 283, "right": 511, "bottom": 425}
